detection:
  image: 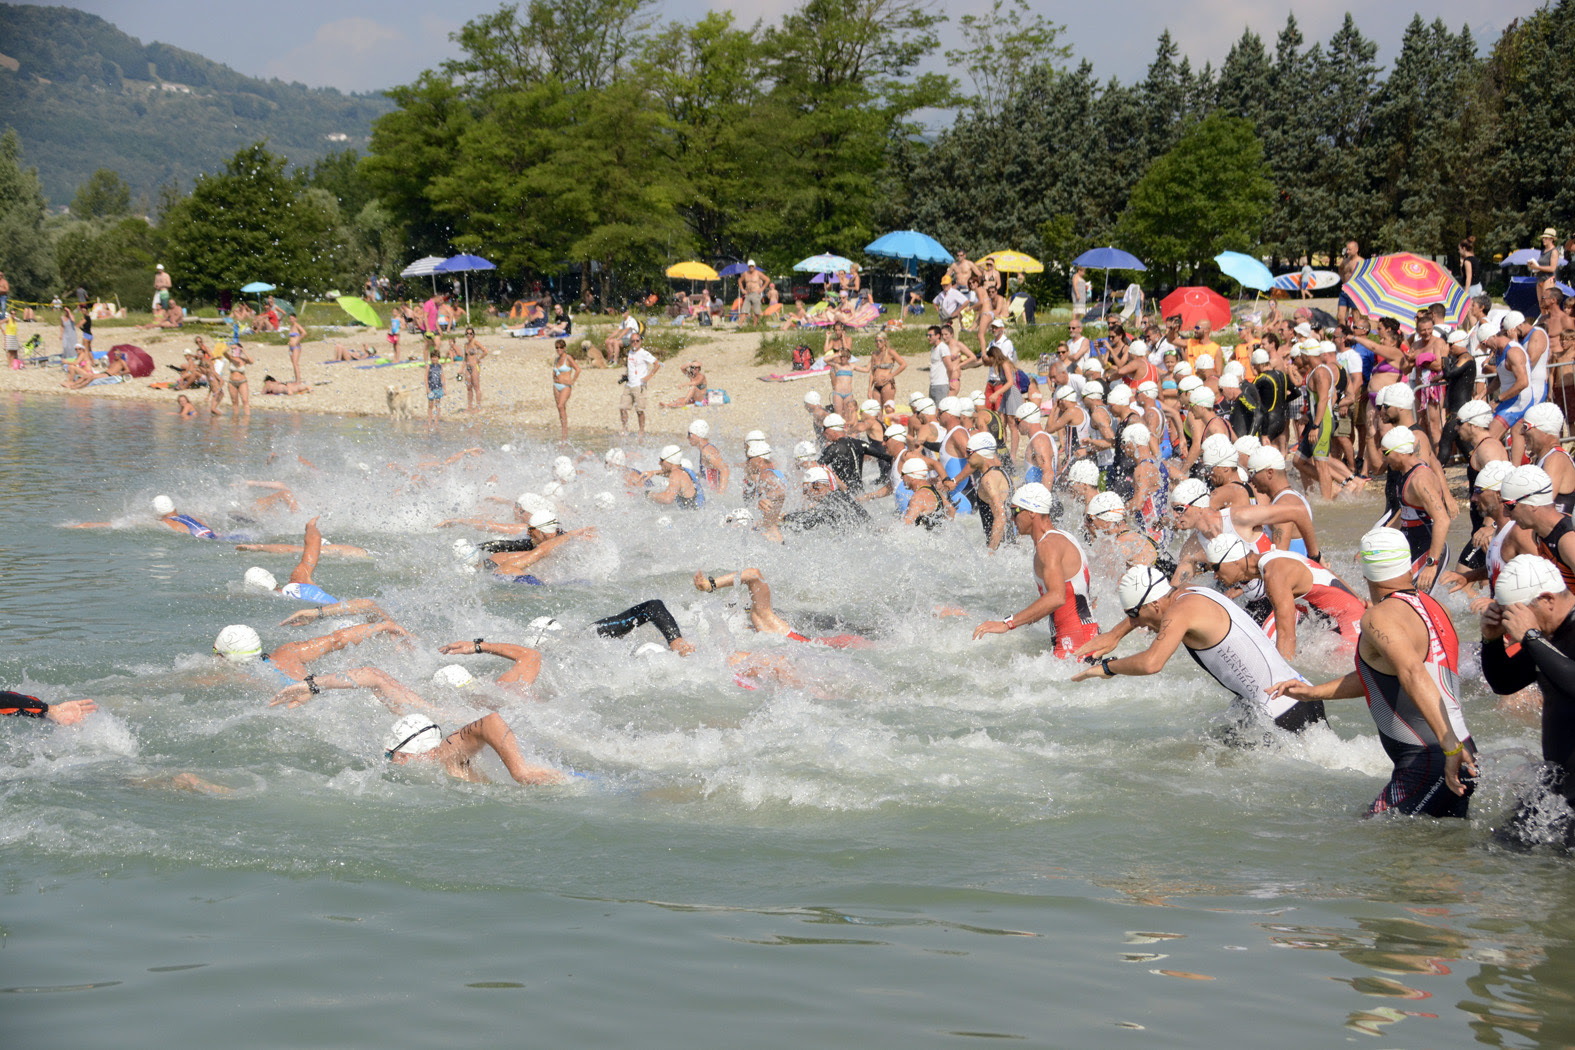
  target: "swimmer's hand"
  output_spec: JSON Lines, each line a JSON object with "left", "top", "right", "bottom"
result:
{"left": 1073, "top": 632, "right": 1121, "bottom": 660}
{"left": 1069, "top": 665, "right": 1108, "bottom": 683}
{"left": 972, "top": 620, "right": 1010, "bottom": 640}
{"left": 1267, "top": 679, "right": 1319, "bottom": 703}
{"left": 278, "top": 609, "right": 320, "bottom": 627}
{"left": 1438, "top": 570, "right": 1471, "bottom": 594}
{"left": 693, "top": 570, "right": 714, "bottom": 592}
{"left": 568, "top": 526, "right": 598, "bottom": 540}
{"left": 438, "top": 640, "right": 481, "bottom": 655}
{"left": 1445, "top": 737, "right": 1478, "bottom": 795}
{"left": 46, "top": 698, "right": 97, "bottom": 725}
{"left": 269, "top": 684, "right": 314, "bottom": 708}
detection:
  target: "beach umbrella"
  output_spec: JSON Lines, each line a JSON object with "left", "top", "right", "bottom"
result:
{"left": 1503, "top": 248, "right": 1540, "bottom": 266}
{"left": 809, "top": 272, "right": 833, "bottom": 284}
{"left": 1073, "top": 246, "right": 1146, "bottom": 318}
{"left": 335, "top": 296, "right": 381, "bottom": 329}
{"left": 718, "top": 263, "right": 749, "bottom": 277}
{"left": 110, "top": 343, "right": 153, "bottom": 378}
{"left": 240, "top": 282, "right": 275, "bottom": 293}
{"left": 866, "top": 230, "right": 953, "bottom": 265}
{"left": 794, "top": 252, "right": 853, "bottom": 273}
{"left": 665, "top": 261, "right": 719, "bottom": 281}
{"left": 1213, "top": 251, "right": 1274, "bottom": 293}
{"left": 1341, "top": 252, "right": 1468, "bottom": 334}
{"left": 434, "top": 253, "right": 497, "bottom": 324}
{"left": 400, "top": 255, "right": 446, "bottom": 297}
{"left": 1158, "top": 287, "right": 1233, "bottom": 331}
{"left": 982, "top": 250, "right": 1044, "bottom": 274}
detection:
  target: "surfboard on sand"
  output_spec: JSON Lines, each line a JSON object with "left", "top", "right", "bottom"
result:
{"left": 759, "top": 366, "right": 832, "bottom": 383}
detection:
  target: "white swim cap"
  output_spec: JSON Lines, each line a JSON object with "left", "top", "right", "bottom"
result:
{"left": 1068, "top": 460, "right": 1100, "bottom": 487}
{"left": 432, "top": 664, "right": 476, "bottom": 689}
{"left": 1118, "top": 565, "right": 1172, "bottom": 615}
{"left": 518, "top": 492, "right": 551, "bottom": 516}
{"left": 1177, "top": 375, "right": 1203, "bottom": 393}
{"left": 1525, "top": 402, "right": 1565, "bottom": 435}
{"left": 659, "top": 444, "right": 683, "bottom": 464}
{"left": 1503, "top": 464, "right": 1555, "bottom": 507}
{"left": 803, "top": 465, "right": 831, "bottom": 485}
{"left": 901, "top": 458, "right": 929, "bottom": 479}
{"left": 1083, "top": 381, "right": 1105, "bottom": 401}
{"left": 1172, "top": 478, "right": 1211, "bottom": 509}
{"left": 498, "top": 445, "right": 512, "bottom": 454}
{"left": 1247, "top": 446, "right": 1286, "bottom": 474}
{"left": 213, "top": 624, "right": 262, "bottom": 663}
{"left": 528, "top": 509, "right": 559, "bottom": 531}
{"left": 384, "top": 713, "right": 442, "bottom": 756}
{"left": 604, "top": 448, "right": 626, "bottom": 468}
{"left": 1085, "top": 490, "right": 1125, "bottom": 522}
{"left": 680, "top": 456, "right": 694, "bottom": 472}
{"left": 528, "top": 615, "right": 562, "bottom": 645}
{"left": 1293, "top": 322, "right": 1314, "bottom": 338}
{"left": 540, "top": 480, "right": 563, "bottom": 498}
{"left": 744, "top": 430, "right": 766, "bottom": 444}
{"left": 822, "top": 413, "right": 846, "bottom": 430}
{"left": 1107, "top": 384, "right": 1133, "bottom": 406}
{"left": 966, "top": 431, "right": 997, "bottom": 454}
{"left": 1223, "top": 360, "right": 1246, "bottom": 377}
{"left": 1219, "top": 373, "right": 1241, "bottom": 389}
{"left": 746, "top": 440, "right": 772, "bottom": 459}
{"left": 1121, "top": 423, "right": 1151, "bottom": 448}
{"left": 243, "top": 567, "right": 278, "bottom": 592}
{"left": 971, "top": 390, "right": 988, "bottom": 407}
{"left": 1172, "top": 362, "right": 1193, "bottom": 378}
{"left": 793, "top": 440, "right": 817, "bottom": 461}
{"left": 1014, "top": 401, "right": 1043, "bottom": 422}
{"left": 1318, "top": 340, "right": 1336, "bottom": 356}
{"left": 1496, "top": 554, "right": 1568, "bottom": 606}
{"left": 1202, "top": 436, "right": 1238, "bottom": 470}
{"left": 937, "top": 396, "right": 960, "bottom": 416}
{"left": 688, "top": 419, "right": 710, "bottom": 438}
{"left": 1457, "top": 399, "right": 1494, "bottom": 427}
{"left": 1054, "top": 384, "right": 1077, "bottom": 403}
{"left": 1476, "top": 318, "right": 1502, "bottom": 340}
{"left": 884, "top": 423, "right": 908, "bottom": 440}
{"left": 1233, "top": 435, "right": 1261, "bottom": 457}
{"left": 1009, "top": 482, "right": 1053, "bottom": 515}
{"left": 655, "top": 515, "right": 672, "bottom": 528}
{"left": 1079, "top": 357, "right": 1103, "bottom": 374}
{"left": 553, "top": 456, "right": 575, "bottom": 481}
{"left": 152, "top": 494, "right": 175, "bottom": 516}
{"left": 724, "top": 508, "right": 754, "bottom": 526}
{"left": 1188, "top": 386, "right": 1217, "bottom": 408}
{"left": 1195, "top": 353, "right": 1215, "bottom": 371}
{"left": 452, "top": 537, "right": 481, "bottom": 565}
{"left": 1205, "top": 532, "right": 1249, "bottom": 567}
{"left": 1136, "top": 380, "right": 1159, "bottom": 396}
{"left": 1475, "top": 459, "right": 1514, "bottom": 493}
{"left": 1380, "top": 427, "right": 1417, "bottom": 455}
{"left": 593, "top": 491, "right": 616, "bottom": 511}
{"left": 1503, "top": 310, "right": 1526, "bottom": 330}
{"left": 1251, "top": 348, "right": 1270, "bottom": 366}
{"left": 912, "top": 396, "right": 937, "bottom": 415}
{"left": 1377, "top": 383, "right": 1415, "bottom": 410}
{"left": 957, "top": 399, "right": 975, "bottom": 417}
{"left": 1447, "top": 329, "right": 1470, "bottom": 346}
{"left": 803, "top": 390, "right": 822, "bottom": 405}
{"left": 1358, "top": 527, "right": 1415, "bottom": 582}
{"left": 860, "top": 399, "right": 880, "bottom": 416}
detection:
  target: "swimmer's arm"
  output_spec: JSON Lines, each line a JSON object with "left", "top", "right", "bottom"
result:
{"left": 450, "top": 713, "right": 565, "bottom": 786}
{"left": 436, "top": 518, "right": 530, "bottom": 534}
{"left": 1267, "top": 572, "right": 1300, "bottom": 661}
{"left": 1169, "top": 534, "right": 1206, "bottom": 589}
{"left": 1107, "top": 611, "right": 1188, "bottom": 677}
{"left": 438, "top": 641, "right": 542, "bottom": 686}
{"left": 64, "top": 521, "right": 113, "bottom": 528}
{"left": 278, "top": 599, "right": 390, "bottom": 627}
{"left": 973, "top": 569, "right": 1067, "bottom": 639}
{"left": 270, "top": 621, "right": 407, "bottom": 677}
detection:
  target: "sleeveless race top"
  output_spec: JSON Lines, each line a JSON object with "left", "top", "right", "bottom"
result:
{"left": 1356, "top": 590, "right": 1470, "bottom": 761}
{"left": 1219, "top": 506, "right": 1273, "bottom": 554}
{"left": 1034, "top": 528, "right": 1098, "bottom": 655}
{"left": 1179, "top": 587, "right": 1305, "bottom": 719}
{"left": 1257, "top": 549, "right": 1364, "bottom": 643}
{"left": 1538, "top": 446, "right": 1575, "bottom": 515}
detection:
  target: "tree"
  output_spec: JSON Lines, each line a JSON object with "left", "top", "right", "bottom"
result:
{"left": 944, "top": 0, "right": 1069, "bottom": 115}
{"left": 445, "top": 0, "right": 659, "bottom": 95}
{"left": 1215, "top": 29, "right": 1271, "bottom": 128}
{"left": 163, "top": 142, "right": 348, "bottom": 303}
{"left": 71, "top": 168, "right": 132, "bottom": 219}
{"left": 0, "top": 130, "right": 55, "bottom": 299}
{"left": 54, "top": 215, "right": 157, "bottom": 305}
{"left": 305, "top": 150, "right": 375, "bottom": 220}
{"left": 1116, "top": 113, "right": 1273, "bottom": 285}
{"left": 362, "top": 72, "right": 473, "bottom": 257}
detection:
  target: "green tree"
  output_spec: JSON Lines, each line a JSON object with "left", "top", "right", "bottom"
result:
{"left": 54, "top": 215, "right": 157, "bottom": 305}
{"left": 70, "top": 168, "right": 132, "bottom": 219}
{"left": 362, "top": 72, "right": 472, "bottom": 257}
{"left": 1215, "top": 29, "right": 1271, "bottom": 128}
{"left": 446, "top": 0, "right": 658, "bottom": 95}
{"left": 1116, "top": 113, "right": 1273, "bottom": 285}
{"left": 0, "top": 129, "right": 56, "bottom": 299}
{"left": 305, "top": 150, "right": 375, "bottom": 220}
{"left": 943, "top": 0, "right": 1069, "bottom": 114}
{"left": 163, "top": 142, "right": 348, "bottom": 303}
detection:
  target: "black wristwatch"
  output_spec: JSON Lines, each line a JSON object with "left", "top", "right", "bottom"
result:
{"left": 474, "top": 638, "right": 484, "bottom": 653}
{"left": 1523, "top": 628, "right": 1545, "bottom": 645}
{"left": 1101, "top": 657, "right": 1116, "bottom": 678}
{"left": 305, "top": 674, "right": 321, "bottom": 695}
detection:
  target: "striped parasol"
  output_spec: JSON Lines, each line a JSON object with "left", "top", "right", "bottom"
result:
{"left": 1341, "top": 253, "right": 1469, "bottom": 334}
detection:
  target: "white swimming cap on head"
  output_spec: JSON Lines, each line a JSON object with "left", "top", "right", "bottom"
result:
{"left": 1014, "top": 401, "right": 1043, "bottom": 422}
{"left": 724, "top": 507, "right": 754, "bottom": 526}
{"left": 1496, "top": 554, "right": 1568, "bottom": 606}
{"left": 688, "top": 419, "right": 710, "bottom": 438}
{"left": 937, "top": 396, "right": 959, "bottom": 416}
{"left": 432, "top": 664, "right": 476, "bottom": 689}
{"left": 1177, "top": 375, "right": 1203, "bottom": 393}
{"left": 153, "top": 495, "right": 175, "bottom": 516}
{"left": 1202, "top": 437, "right": 1238, "bottom": 470}
{"left": 1195, "top": 354, "right": 1215, "bottom": 371}
{"left": 1474, "top": 459, "right": 1514, "bottom": 493}
{"left": 1107, "top": 384, "right": 1133, "bottom": 406}
{"left": 1172, "top": 478, "right": 1211, "bottom": 509}
{"left": 1079, "top": 357, "right": 1103, "bottom": 374}
{"left": 655, "top": 515, "right": 672, "bottom": 528}
{"left": 593, "top": 490, "right": 616, "bottom": 511}
{"left": 884, "top": 423, "right": 908, "bottom": 439}
{"left": 1118, "top": 565, "right": 1172, "bottom": 613}
{"left": 1054, "top": 384, "right": 1078, "bottom": 403}
{"left": 1358, "top": 527, "right": 1415, "bottom": 582}
{"left": 861, "top": 399, "right": 880, "bottom": 416}
{"left": 1068, "top": 460, "right": 1100, "bottom": 487}
{"left": 1188, "top": 386, "right": 1217, "bottom": 408}
{"left": 822, "top": 413, "right": 846, "bottom": 430}
{"left": 1219, "top": 373, "right": 1241, "bottom": 389}
{"left": 1010, "top": 482, "right": 1053, "bottom": 515}
{"left": 1085, "top": 490, "right": 1125, "bottom": 522}
{"left": 604, "top": 448, "right": 626, "bottom": 468}
{"left": 1525, "top": 402, "right": 1565, "bottom": 435}
{"left": 243, "top": 567, "right": 278, "bottom": 592}
{"left": 1247, "top": 446, "right": 1286, "bottom": 474}
{"left": 1137, "top": 380, "right": 1159, "bottom": 396}
{"left": 553, "top": 456, "right": 575, "bottom": 481}
{"left": 746, "top": 440, "right": 772, "bottom": 459}
{"left": 1083, "top": 381, "right": 1105, "bottom": 401}
{"left": 384, "top": 714, "right": 442, "bottom": 756}
{"left": 970, "top": 390, "right": 987, "bottom": 406}
{"left": 1121, "top": 423, "right": 1151, "bottom": 448}
{"left": 1380, "top": 427, "right": 1417, "bottom": 455}
{"left": 793, "top": 440, "right": 816, "bottom": 461}
{"left": 1223, "top": 359, "right": 1246, "bottom": 377}
{"left": 803, "top": 390, "right": 821, "bottom": 405}
{"left": 528, "top": 509, "right": 559, "bottom": 530}
{"left": 1233, "top": 435, "right": 1261, "bottom": 457}
{"left": 659, "top": 444, "right": 683, "bottom": 464}
{"left": 803, "top": 465, "right": 831, "bottom": 485}
{"left": 912, "top": 396, "right": 937, "bottom": 415}
{"left": 744, "top": 430, "right": 766, "bottom": 444}
{"left": 1447, "top": 329, "right": 1470, "bottom": 346}
{"left": 957, "top": 399, "right": 975, "bottom": 416}
{"left": 213, "top": 624, "right": 262, "bottom": 663}
{"left": 1457, "top": 399, "right": 1494, "bottom": 427}
{"left": 452, "top": 537, "right": 481, "bottom": 565}
{"left": 528, "top": 615, "right": 562, "bottom": 645}
{"left": 1503, "top": 464, "right": 1555, "bottom": 506}
{"left": 540, "top": 480, "right": 563, "bottom": 498}
{"left": 1377, "top": 383, "right": 1415, "bottom": 410}
{"left": 966, "top": 431, "right": 997, "bottom": 454}
{"left": 518, "top": 492, "right": 550, "bottom": 516}
{"left": 901, "top": 458, "right": 929, "bottom": 479}
{"left": 1205, "top": 532, "right": 1249, "bottom": 567}
{"left": 1251, "top": 348, "right": 1271, "bottom": 366}
{"left": 1172, "top": 362, "right": 1193, "bottom": 377}
{"left": 1503, "top": 310, "right": 1526, "bottom": 329}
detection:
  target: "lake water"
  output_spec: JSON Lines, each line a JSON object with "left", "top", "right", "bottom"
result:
{"left": 3, "top": 393, "right": 1573, "bottom": 1048}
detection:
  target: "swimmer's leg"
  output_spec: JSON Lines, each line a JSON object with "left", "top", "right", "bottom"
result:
{"left": 288, "top": 516, "right": 323, "bottom": 585}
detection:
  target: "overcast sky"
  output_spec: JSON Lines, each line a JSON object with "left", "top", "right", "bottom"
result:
{"left": 70, "top": 0, "right": 1538, "bottom": 95}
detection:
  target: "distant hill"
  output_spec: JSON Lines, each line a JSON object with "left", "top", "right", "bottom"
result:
{"left": 0, "top": 4, "right": 394, "bottom": 206}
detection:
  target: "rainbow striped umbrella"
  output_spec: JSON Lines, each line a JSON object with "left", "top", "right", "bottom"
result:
{"left": 1341, "top": 253, "right": 1469, "bottom": 334}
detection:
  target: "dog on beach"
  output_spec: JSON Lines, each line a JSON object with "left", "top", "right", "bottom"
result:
{"left": 386, "top": 384, "right": 414, "bottom": 419}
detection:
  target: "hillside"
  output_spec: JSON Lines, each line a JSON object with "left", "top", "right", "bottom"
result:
{"left": 0, "top": 4, "right": 394, "bottom": 205}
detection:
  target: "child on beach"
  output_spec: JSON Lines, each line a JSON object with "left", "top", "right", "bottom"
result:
{"left": 4, "top": 312, "right": 19, "bottom": 369}
{"left": 388, "top": 312, "right": 402, "bottom": 361}
{"left": 427, "top": 341, "right": 444, "bottom": 423}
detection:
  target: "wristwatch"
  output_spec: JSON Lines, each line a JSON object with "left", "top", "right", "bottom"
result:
{"left": 1101, "top": 657, "right": 1116, "bottom": 678}
{"left": 1523, "top": 628, "right": 1545, "bottom": 645}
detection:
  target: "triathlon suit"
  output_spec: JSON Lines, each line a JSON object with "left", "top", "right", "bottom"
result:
{"left": 975, "top": 464, "right": 1011, "bottom": 542}
{"left": 1298, "top": 363, "right": 1336, "bottom": 460}
{"left": 1257, "top": 550, "right": 1364, "bottom": 647}
{"left": 1538, "top": 446, "right": 1575, "bottom": 515}
{"left": 1034, "top": 528, "right": 1099, "bottom": 657}
{"left": 168, "top": 514, "right": 217, "bottom": 539}
{"left": 1496, "top": 339, "right": 1546, "bottom": 428}
{"left": 890, "top": 458, "right": 913, "bottom": 516}
{"left": 1385, "top": 463, "right": 1434, "bottom": 561}
{"left": 942, "top": 424, "right": 973, "bottom": 514}
{"left": 696, "top": 441, "right": 723, "bottom": 490}
{"left": 1535, "top": 516, "right": 1575, "bottom": 591}
{"left": 1487, "top": 519, "right": 1517, "bottom": 592}
{"left": 912, "top": 484, "right": 949, "bottom": 530}
{"left": 1254, "top": 369, "right": 1291, "bottom": 441}
{"left": 1178, "top": 588, "right": 1321, "bottom": 732}
{"left": 676, "top": 468, "right": 705, "bottom": 510}
{"left": 1355, "top": 590, "right": 1476, "bottom": 817}
{"left": 0, "top": 690, "right": 50, "bottom": 717}
{"left": 1219, "top": 506, "right": 1273, "bottom": 554}
{"left": 743, "top": 467, "right": 787, "bottom": 505}
{"left": 1025, "top": 429, "right": 1057, "bottom": 485}
{"left": 1062, "top": 408, "right": 1091, "bottom": 477}
{"left": 1151, "top": 405, "right": 1174, "bottom": 460}
{"left": 1271, "top": 488, "right": 1315, "bottom": 558}
{"left": 1131, "top": 454, "right": 1171, "bottom": 540}
{"left": 280, "top": 581, "right": 337, "bottom": 605}
{"left": 1091, "top": 405, "right": 1117, "bottom": 471}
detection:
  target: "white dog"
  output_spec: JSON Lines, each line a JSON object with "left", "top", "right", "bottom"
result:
{"left": 386, "top": 384, "right": 414, "bottom": 419}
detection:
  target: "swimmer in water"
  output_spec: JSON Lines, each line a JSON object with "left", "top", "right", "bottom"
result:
{"left": 2, "top": 690, "right": 97, "bottom": 724}
{"left": 71, "top": 494, "right": 218, "bottom": 537}
{"left": 453, "top": 510, "right": 596, "bottom": 579}
{"left": 212, "top": 619, "right": 408, "bottom": 685}
{"left": 241, "top": 516, "right": 352, "bottom": 608}
{"left": 692, "top": 567, "right": 870, "bottom": 648}
{"left": 972, "top": 483, "right": 1099, "bottom": 657}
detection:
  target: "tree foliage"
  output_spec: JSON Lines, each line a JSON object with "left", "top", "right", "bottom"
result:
{"left": 0, "top": 130, "right": 55, "bottom": 299}
{"left": 71, "top": 169, "right": 132, "bottom": 220}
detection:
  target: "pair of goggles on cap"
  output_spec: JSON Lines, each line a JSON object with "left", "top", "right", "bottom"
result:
{"left": 385, "top": 722, "right": 440, "bottom": 758}
{"left": 1501, "top": 481, "right": 1553, "bottom": 509}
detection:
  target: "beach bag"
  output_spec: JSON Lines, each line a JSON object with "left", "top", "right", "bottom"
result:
{"left": 707, "top": 388, "right": 729, "bottom": 405}
{"left": 791, "top": 344, "right": 814, "bottom": 371}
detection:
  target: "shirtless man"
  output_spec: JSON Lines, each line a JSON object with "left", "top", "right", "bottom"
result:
{"left": 1375, "top": 427, "right": 1454, "bottom": 589}
{"left": 948, "top": 250, "right": 981, "bottom": 293}
{"left": 1336, "top": 241, "right": 1363, "bottom": 325}
{"left": 694, "top": 567, "right": 868, "bottom": 647}
{"left": 153, "top": 263, "right": 171, "bottom": 313}
{"left": 686, "top": 419, "right": 729, "bottom": 493}
{"left": 971, "top": 482, "right": 1099, "bottom": 657}
{"left": 740, "top": 260, "right": 770, "bottom": 324}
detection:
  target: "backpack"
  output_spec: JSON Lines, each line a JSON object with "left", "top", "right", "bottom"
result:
{"left": 792, "top": 344, "right": 814, "bottom": 371}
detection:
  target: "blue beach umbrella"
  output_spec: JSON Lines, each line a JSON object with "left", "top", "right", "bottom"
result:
{"left": 866, "top": 230, "right": 951, "bottom": 304}
{"left": 1214, "top": 251, "right": 1274, "bottom": 293}
{"left": 794, "top": 253, "right": 853, "bottom": 273}
{"left": 240, "top": 281, "right": 275, "bottom": 293}
{"left": 434, "top": 254, "right": 497, "bottom": 324}
{"left": 1073, "top": 247, "right": 1146, "bottom": 318}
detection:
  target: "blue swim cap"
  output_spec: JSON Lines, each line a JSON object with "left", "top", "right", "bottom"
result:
{"left": 1161, "top": 379, "right": 1178, "bottom": 391}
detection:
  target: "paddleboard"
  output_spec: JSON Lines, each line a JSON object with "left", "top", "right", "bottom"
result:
{"left": 759, "top": 366, "right": 832, "bottom": 383}
{"left": 1272, "top": 270, "right": 1340, "bottom": 292}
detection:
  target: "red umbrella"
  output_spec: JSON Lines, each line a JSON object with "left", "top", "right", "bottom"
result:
{"left": 110, "top": 344, "right": 154, "bottom": 378}
{"left": 1158, "top": 287, "right": 1232, "bottom": 331}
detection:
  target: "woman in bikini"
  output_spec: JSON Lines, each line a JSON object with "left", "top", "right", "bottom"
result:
{"left": 550, "top": 338, "right": 580, "bottom": 441}
{"left": 287, "top": 315, "right": 306, "bottom": 383}
{"left": 224, "top": 342, "right": 254, "bottom": 420}
{"left": 866, "top": 332, "right": 906, "bottom": 408}
{"left": 1350, "top": 316, "right": 1410, "bottom": 471}
{"left": 827, "top": 342, "right": 856, "bottom": 417}
{"left": 462, "top": 328, "right": 487, "bottom": 411}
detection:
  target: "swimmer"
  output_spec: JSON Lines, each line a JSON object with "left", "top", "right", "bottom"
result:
{"left": 212, "top": 619, "right": 408, "bottom": 685}
{"left": 643, "top": 445, "right": 702, "bottom": 509}
{"left": 72, "top": 494, "right": 220, "bottom": 538}
{"left": 243, "top": 480, "right": 301, "bottom": 513}
{"left": 1202, "top": 533, "right": 1364, "bottom": 659}
{"left": 694, "top": 567, "right": 869, "bottom": 648}
{"left": 456, "top": 510, "right": 596, "bottom": 578}
{"left": 437, "top": 490, "right": 548, "bottom": 535}
{"left": 1, "top": 690, "right": 98, "bottom": 724}
{"left": 241, "top": 516, "right": 349, "bottom": 607}
{"left": 973, "top": 482, "right": 1098, "bottom": 657}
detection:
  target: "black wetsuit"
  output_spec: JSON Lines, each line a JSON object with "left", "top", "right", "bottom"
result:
{"left": 782, "top": 489, "right": 870, "bottom": 532}
{"left": 1254, "top": 369, "right": 1292, "bottom": 441}
{"left": 480, "top": 537, "right": 536, "bottom": 554}
{"left": 820, "top": 436, "right": 888, "bottom": 493}
{"left": 1227, "top": 390, "right": 1260, "bottom": 440}
{"left": 1437, "top": 353, "right": 1478, "bottom": 465}
{"left": 594, "top": 600, "right": 684, "bottom": 645}
{"left": 1482, "top": 611, "right": 1575, "bottom": 846}
{"left": 0, "top": 690, "right": 50, "bottom": 717}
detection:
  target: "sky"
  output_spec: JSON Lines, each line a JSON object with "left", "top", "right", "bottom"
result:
{"left": 69, "top": 0, "right": 1540, "bottom": 96}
